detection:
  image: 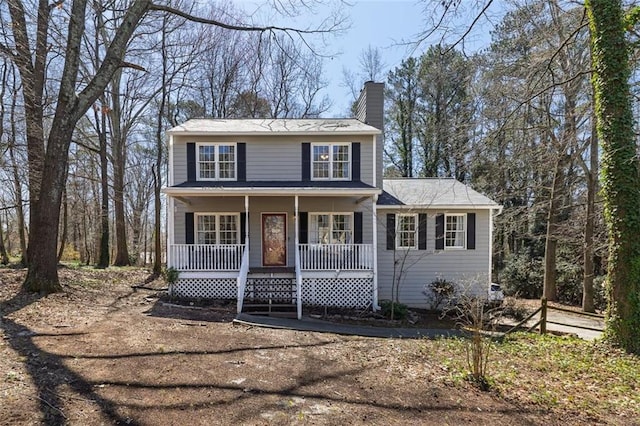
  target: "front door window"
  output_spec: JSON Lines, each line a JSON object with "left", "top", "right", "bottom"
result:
{"left": 262, "top": 213, "right": 287, "bottom": 266}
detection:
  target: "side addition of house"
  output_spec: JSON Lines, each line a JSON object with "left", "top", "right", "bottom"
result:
{"left": 163, "top": 82, "right": 502, "bottom": 317}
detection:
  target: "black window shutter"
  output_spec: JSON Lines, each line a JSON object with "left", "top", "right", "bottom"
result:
{"left": 418, "top": 213, "right": 427, "bottom": 250}
{"left": 240, "top": 213, "right": 247, "bottom": 244}
{"left": 237, "top": 143, "right": 246, "bottom": 182}
{"left": 187, "top": 143, "right": 196, "bottom": 182}
{"left": 301, "top": 143, "right": 311, "bottom": 181}
{"left": 435, "top": 214, "right": 444, "bottom": 250}
{"left": 352, "top": 142, "right": 361, "bottom": 181}
{"left": 386, "top": 213, "right": 395, "bottom": 250}
{"left": 467, "top": 213, "right": 476, "bottom": 250}
{"left": 185, "top": 212, "right": 194, "bottom": 244}
{"left": 354, "top": 212, "right": 363, "bottom": 244}
{"left": 299, "top": 212, "right": 308, "bottom": 243}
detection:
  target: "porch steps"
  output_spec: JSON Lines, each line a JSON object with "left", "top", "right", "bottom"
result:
{"left": 242, "top": 276, "right": 297, "bottom": 317}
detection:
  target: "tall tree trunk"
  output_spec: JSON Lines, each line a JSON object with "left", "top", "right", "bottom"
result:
{"left": 8, "top": 66, "right": 28, "bottom": 266}
{"left": 57, "top": 190, "right": 68, "bottom": 262}
{"left": 97, "top": 105, "right": 110, "bottom": 268}
{"left": 0, "top": 212, "right": 9, "bottom": 265}
{"left": 152, "top": 165, "right": 162, "bottom": 275}
{"left": 582, "top": 119, "right": 598, "bottom": 313}
{"left": 543, "top": 157, "right": 565, "bottom": 302}
{"left": 153, "top": 21, "right": 169, "bottom": 276}
{"left": 110, "top": 70, "right": 131, "bottom": 266}
{"left": 586, "top": 0, "right": 640, "bottom": 353}
{"left": 24, "top": 124, "right": 75, "bottom": 293}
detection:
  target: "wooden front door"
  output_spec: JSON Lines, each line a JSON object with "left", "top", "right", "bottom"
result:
{"left": 262, "top": 213, "right": 287, "bottom": 266}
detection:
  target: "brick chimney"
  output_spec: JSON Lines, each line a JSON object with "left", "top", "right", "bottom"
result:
{"left": 355, "top": 81, "right": 384, "bottom": 188}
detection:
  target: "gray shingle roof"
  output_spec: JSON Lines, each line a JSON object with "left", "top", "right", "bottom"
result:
{"left": 167, "top": 118, "right": 380, "bottom": 135}
{"left": 379, "top": 178, "right": 500, "bottom": 208}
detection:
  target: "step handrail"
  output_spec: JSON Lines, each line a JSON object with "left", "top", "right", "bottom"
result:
{"left": 236, "top": 247, "right": 250, "bottom": 314}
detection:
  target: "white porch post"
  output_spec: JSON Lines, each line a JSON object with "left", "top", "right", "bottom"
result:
{"left": 237, "top": 195, "right": 251, "bottom": 314}
{"left": 295, "top": 195, "right": 302, "bottom": 319}
{"left": 372, "top": 194, "right": 379, "bottom": 310}
{"left": 167, "top": 196, "right": 174, "bottom": 268}
{"left": 294, "top": 195, "right": 299, "bottom": 246}
{"left": 244, "top": 195, "right": 249, "bottom": 252}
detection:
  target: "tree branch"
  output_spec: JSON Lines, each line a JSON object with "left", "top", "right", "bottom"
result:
{"left": 148, "top": 3, "right": 337, "bottom": 34}
{"left": 444, "top": 0, "right": 494, "bottom": 55}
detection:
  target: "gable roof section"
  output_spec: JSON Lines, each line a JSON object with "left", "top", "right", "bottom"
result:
{"left": 379, "top": 178, "right": 500, "bottom": 210}
{"left": 167, "top": 118, "right": 381, "bottom": 136}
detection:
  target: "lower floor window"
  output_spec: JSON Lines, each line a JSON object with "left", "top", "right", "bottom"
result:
{"left": 310, "top": 213, "right": 352, "bottom": 244}
{"left": 196, "top": 214, "right": 239, "bottom": 244}
{"left": 396, "top": 214, "right": 417, "bottom": 249}
{"left": 445, "top": 214, "right": 465, "bottom": 248}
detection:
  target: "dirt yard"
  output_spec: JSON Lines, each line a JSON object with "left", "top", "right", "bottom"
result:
{"left": 0, "top": 267, "right": 636, "bottom": 425}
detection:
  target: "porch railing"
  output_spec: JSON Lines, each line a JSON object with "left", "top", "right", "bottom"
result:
{"left": 169, "top": 244, "right": 245, "bottom": 271}
{"left": 298, "top": 244, "right": 374, "bottom": 271}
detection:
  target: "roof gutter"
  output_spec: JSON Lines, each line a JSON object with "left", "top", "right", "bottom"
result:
{"left": 163, "top": 187, "right": 382, "bottom": 197}
{"left": 376, "top": 204, "right": 503, "bottom": 210}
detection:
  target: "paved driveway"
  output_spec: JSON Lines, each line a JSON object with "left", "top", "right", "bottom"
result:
{"left": 544, "top": 308, "right": 604, "bottom": 340}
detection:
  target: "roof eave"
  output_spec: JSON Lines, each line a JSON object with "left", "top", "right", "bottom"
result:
{"left": 166, "top": 129, "right": 381, "bottom": 136}
{"left": 163, "top": 187, "right": 382, "bottom": 197}
{"left": 376, "top": 204, "right": 502, "bottom": 210}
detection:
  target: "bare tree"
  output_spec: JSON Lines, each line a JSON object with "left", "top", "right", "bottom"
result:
{"left": 1, "top": 0, "right": 342, "bottom": 292}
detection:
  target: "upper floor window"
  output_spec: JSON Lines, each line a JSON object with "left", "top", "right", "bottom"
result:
{"left": 445, "top": 214, "right": 465, "bottom": 249}
{"left": 309, "top": 213, "right": 352, "bottom": 244}
{"left": 196, "top": 213, "right": 239, "bottom": 245}
{"left": 197, "top": 143, "right": 236, "bottom": 180}
{"left": 312, "top": 143, "right": 350, "bottom": 180}
{"left": 396, "top": 214, "right": 417, "bottom": 249}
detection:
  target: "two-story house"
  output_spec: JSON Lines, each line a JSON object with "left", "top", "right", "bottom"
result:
{"left": 163, "top": 82, "right": 501, "bottom": 318}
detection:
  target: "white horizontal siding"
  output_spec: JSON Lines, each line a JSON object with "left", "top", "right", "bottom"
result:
{"left": 377, "top": 209, "right": 492, "bottom": 308}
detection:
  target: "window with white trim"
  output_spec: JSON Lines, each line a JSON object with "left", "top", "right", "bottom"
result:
{"left": 445, "top": 214, "right": 465, "bottom": 249}
{"left": 310, "top": 213, "right": 352, "bottom": 244}
{"left": 197, "top": 143, "right": 236, "bottom": 180}
{"left": 311, "top": 143, "right": 350, "bottom": 180}
{"left": 396, "top": 214, "right": 417, "bottom": 249}
{"left": 196, "top": 214, "right": 239, "bottom": 244}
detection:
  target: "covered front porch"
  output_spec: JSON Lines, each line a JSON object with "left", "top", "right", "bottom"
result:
{"left": 164, "top": 187, "right": 380, "bottom": 318}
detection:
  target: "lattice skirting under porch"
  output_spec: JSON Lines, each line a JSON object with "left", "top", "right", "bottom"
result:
{"left": 170, "top": 278, "right": 237, "bottom": 299}
{"left": 301, "top": 277, "right": 374, "bottom": 308}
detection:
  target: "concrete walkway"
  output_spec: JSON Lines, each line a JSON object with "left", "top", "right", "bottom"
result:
{"left": 235, "top": 309, "right": 605, "bottom": 341}
{"left": 233, "top": 313, "right": 464, "bottom": 339}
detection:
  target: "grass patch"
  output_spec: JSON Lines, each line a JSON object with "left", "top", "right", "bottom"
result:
{"left": 424, "top": 333, "right": 640, "bottom": 419}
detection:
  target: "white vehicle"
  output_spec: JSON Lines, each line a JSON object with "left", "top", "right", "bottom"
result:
{"left": 488, "top": 283, "right": 504, "bottom": 304}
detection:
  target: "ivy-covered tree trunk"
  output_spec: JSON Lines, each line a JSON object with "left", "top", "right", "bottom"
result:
{"left": 586, "top": 0, "right": 640, "bottom": 353}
